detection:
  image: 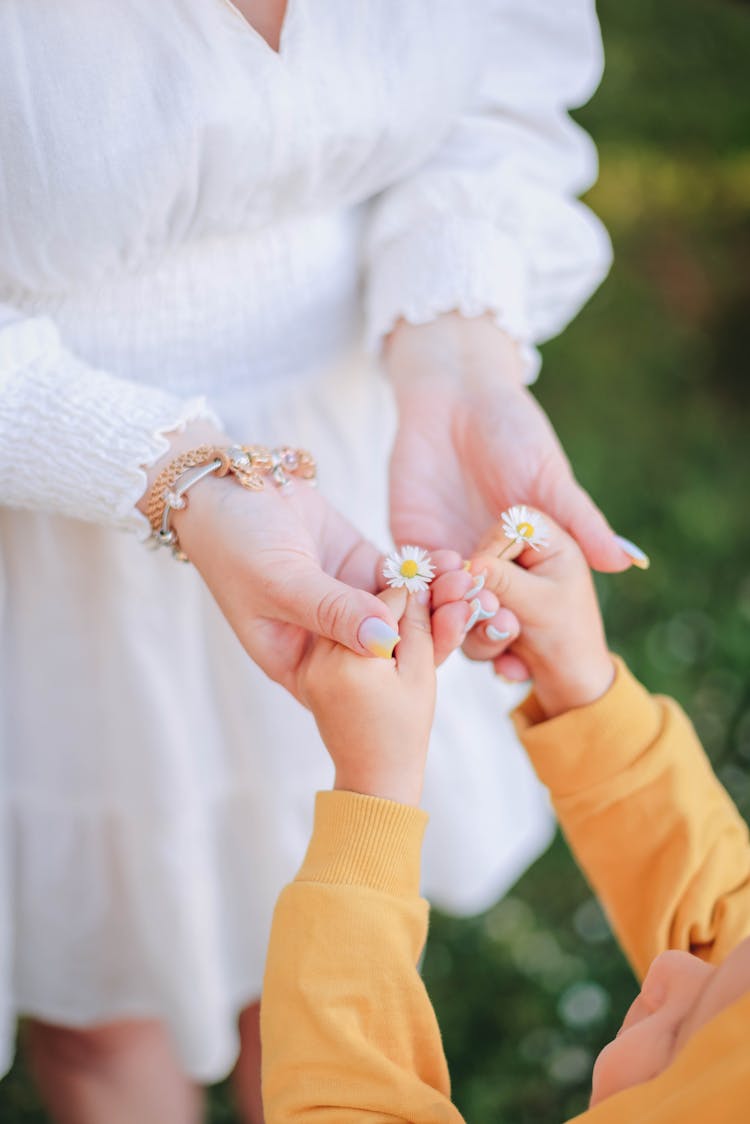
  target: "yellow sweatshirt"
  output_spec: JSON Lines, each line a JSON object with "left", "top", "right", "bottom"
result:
{"left": 262, "top": 661, "right": 750, "bottom": 1121}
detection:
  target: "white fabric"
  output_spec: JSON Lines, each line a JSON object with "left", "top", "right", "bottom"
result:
{"left": 0, "top": 0, "right": 609, "bottom": 1080}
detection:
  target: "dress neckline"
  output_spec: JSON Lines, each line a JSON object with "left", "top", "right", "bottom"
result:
{"left": 218, "top": 0, "right": 296, "bottom": 56}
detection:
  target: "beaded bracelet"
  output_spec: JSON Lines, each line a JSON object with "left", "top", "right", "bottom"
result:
{"left": 146, "top": 444, "right": 317, "bottom": 561}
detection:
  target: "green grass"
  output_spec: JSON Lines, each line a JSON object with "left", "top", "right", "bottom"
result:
{"left": 2, "top": 1, "right": 748, "bottom": 1119}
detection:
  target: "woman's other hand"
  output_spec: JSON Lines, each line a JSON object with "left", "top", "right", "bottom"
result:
{"left": 385, "top": 313, "right": 633, "bottom": 572}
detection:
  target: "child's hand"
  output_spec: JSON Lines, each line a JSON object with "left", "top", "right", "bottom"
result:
{"left": 300, "top": 587, "right": 436, "bottom": 807}
{"left": 468, "top": 514, "right": 616, "bottom": 719}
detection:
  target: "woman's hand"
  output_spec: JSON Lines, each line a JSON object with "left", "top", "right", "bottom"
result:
{"left": 139, "top": 422, "right": 401, "bottom": 701}
{"left": 139, "top": 421, "right": 480, "bottom": 701}
{"left": 385, "top": 314, "right": 632, "bottom": 572}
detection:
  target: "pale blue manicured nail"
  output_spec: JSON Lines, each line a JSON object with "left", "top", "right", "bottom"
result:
{"left": 465, "top": 598, "right": 496, "bottom": 633}
{"left": 486, "top": 625, "right": 512, "bottom": 642}
{"left": 358, "top": 617, "right": 400, "bottom": 658}
{"left": 464, "top": 598, "right": 483, "bottom": 633}
{"left": 614, "top": 534, "right": 650, "bottom": 570}
{"left": 464, "top": 571, "right": 486, "bottom": 600}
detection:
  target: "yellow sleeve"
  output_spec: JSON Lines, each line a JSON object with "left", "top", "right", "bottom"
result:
{"left": 261, "top": 790, "right": 464, "bottom": 1124}
{"left": 516, "top": 658, "right": 750, "bottom": 979}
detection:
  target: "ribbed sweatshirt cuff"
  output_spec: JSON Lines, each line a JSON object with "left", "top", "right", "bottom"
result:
{"left": 296, "top": 791, "right": 428, "bottom": 898}
{"left": 514, "top": 657, "right": 665, "bottom": 799}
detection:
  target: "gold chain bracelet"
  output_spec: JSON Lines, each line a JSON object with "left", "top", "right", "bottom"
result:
{"left": 146, "top": 445, "right": 217, "bottom": 532}
{"left": 146, "top": 444, "right": 317, "bottom": 561}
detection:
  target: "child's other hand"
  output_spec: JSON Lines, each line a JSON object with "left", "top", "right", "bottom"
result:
{"left": 468, "top": 514, "right": 616, "bottom": 719}
{"left": 300, "top": 587, "right": 436, "bottom": 807}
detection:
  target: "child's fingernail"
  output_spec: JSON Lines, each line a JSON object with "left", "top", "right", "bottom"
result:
{"left": 496, "top": 673, "right": 532, "bottom": 692}
{"left": 464, "top": 571, "right": 486, "bottom": 600}
{"left": 495, "top": 671, "right": 514, "bottom": 684}
{"left": 359, "top": 617, "right": 400, "bottom": 658}
{"left": 414, "top": 589, "right": 431, "bottom": 606}
{"left": 614, "top": 534, "right": 650, "bottom": 570}
{"left": 486, "top": 625, "right": 512, "bottom": 642}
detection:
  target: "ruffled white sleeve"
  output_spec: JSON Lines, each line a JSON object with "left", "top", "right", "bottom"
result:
{"left": 364, "top": 0, "right": 613, "bottom": 380}
{"left": 0, "top": 307, "right": 220, "bottom": 539}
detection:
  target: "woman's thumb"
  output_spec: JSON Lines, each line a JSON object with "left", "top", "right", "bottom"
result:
{"left": 274, "top": 559, "right": 401, "bottom": 657}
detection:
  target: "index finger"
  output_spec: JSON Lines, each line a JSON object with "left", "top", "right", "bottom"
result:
{"left": 395, "top": 591, "right": 435, "bottom": 684}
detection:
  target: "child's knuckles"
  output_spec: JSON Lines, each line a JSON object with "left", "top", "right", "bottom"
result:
{"left": 405, "top": 620, "right": 433, "bottom": 636}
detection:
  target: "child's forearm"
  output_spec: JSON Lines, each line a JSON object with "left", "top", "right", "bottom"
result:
{"left": 516, "top": 659, "right": 750, "bottom": 979}
{"left": 261, "top": 791, "right": 464, "bottom": 1123}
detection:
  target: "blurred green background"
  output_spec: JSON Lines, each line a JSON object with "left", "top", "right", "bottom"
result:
{"left": 426, "top": 1, "right": 750, "bottom": 1120}
{"left": 2, "top": 0, "right": 748, "bottom": 1120}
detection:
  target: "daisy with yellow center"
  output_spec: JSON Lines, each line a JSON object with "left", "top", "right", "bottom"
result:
{"left": 500, "top": 505, "right": 550, "bottom": 554}
{"left": 383, "top": 545, "right": 435, "bottom": 593}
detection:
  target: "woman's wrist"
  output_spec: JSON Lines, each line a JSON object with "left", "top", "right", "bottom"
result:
{"left": 141, "top": 429, "right": 320, "bottom": 570}
{"left": 384, "top": 312, "right": 527, "bottom": 393}
{"left": 137, "top": 418, "right": 231, "bottom": 518}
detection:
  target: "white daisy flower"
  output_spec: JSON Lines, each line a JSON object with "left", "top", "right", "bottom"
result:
{"left": 383, "top": 545, "right": 435, "bottom": 593}
{"left": 500, "top": 505, "right": 549, "bottom": 551}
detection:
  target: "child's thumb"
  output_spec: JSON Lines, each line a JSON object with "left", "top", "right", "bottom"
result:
{"left": 467, "top": 554, "right": 536, "bottom": 613}
{"left": 395, "top": 591, "right": 434, "bottom": 678}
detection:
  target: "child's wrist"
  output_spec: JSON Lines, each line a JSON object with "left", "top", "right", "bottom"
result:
{"left": 533, "top": 655, "right": 617, "bottom": 720}
{"left": 334, "top": 769, "right": 423, "bottom": 809}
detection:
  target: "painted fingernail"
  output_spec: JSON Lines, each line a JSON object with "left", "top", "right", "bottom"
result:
{"left": 464, "top": 598, "right": 497, "bottom": 633}
{"left": 359, "top": 617, "right": 400, "bottom": 658}
{"left": 462, "top": 599, "right": 480, "bottom": 634}
{"left": 464, "top": 571, "right": 486, "bottom": 600}
{"left": 486, "top": 625, "right": 512, "bottom": 642}
{"left": 614, "top": 534, "right": 650, "bottom": 570}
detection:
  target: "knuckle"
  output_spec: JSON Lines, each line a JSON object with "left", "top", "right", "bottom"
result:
{"left": 533, "top": 457, "right": 577, "bottom": 518}
{"left": 486, "top": 561, "right": 512, "bottom": 599}
{"left": 314, "top": 588, "right": 352, "bottom": 638}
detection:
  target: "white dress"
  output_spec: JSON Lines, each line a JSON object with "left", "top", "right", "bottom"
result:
{"left": 0, "top": 0, "right": 612, "bottom": 1081}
